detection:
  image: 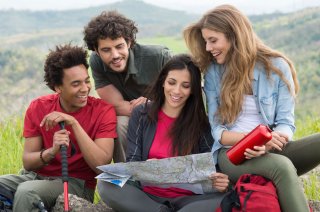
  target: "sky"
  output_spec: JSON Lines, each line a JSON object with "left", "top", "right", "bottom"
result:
{"left": 0, "top": 0, "right": 320, "bottom": 15}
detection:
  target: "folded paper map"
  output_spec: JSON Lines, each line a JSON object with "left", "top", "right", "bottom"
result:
{"left": 96, "top": 152, "right": 216, "bottom": 194}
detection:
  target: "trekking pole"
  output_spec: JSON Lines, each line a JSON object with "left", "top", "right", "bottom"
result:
{"left": 59, "top": 121, "right": 69, "bottom": 212}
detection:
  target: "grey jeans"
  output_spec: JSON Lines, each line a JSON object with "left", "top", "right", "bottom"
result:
{"left": 98, "top": 180, "right": 226, "bottom": 212}
{"left": 0, "top": 170, "right": 94, "bottom": 212}
{"left": 218, "top": 133, "right": 320, "bottom": 212}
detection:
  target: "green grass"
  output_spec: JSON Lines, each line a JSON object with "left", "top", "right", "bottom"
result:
{"left": 295, "top": 117, "right": 320, "bottom": 139}
{"left": 304, "top": 172, "right": 320, "bottom": 201}
{"left": 1, "top": 115, "right": 319, "bottom": 202}
{"left": 140, "top": 36, "right": 188, "bottom": 54}
{"left": 295, "top": 117, "right": 320, "bottom": 201}
{"left": 0, "top": 115, "right": 24, "bottom": 175}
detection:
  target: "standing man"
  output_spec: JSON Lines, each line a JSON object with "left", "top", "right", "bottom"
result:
{"left": 83, "top": 11, "right": 172, "bottom": 162}
{"left": 0, "top": 44, "right": 117, "bottom": 211}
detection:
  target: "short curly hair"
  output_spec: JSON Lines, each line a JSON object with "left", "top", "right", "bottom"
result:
{"left": 44, "top": 44, "right": 89, "bottom": 91}
{"left": 83, "top": 10, "right": 138, "bottom": 51}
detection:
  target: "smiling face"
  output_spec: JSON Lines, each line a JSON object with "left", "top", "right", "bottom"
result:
{"left": 201, "top": 28, "right": 231, "bottom": 64}
{"left": 96, "top": 37, "right": 131, "bottom": 73}
{"left": 55, "top": 64, "right": 91, "bottom": 113}
{"left": 162, "top": 68, "right": 191, "bottom": 117}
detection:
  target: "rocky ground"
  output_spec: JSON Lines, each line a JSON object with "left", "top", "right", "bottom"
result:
{"left": 52, "top": 194, "right": 114, "bottom": 212}
{"left": 310, "top": 200, "right": 320, "bottom": 212}
{"left": 53, "top": 193, "right": 320, "bottom": 212}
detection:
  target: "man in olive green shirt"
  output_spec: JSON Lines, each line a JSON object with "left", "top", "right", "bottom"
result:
{"left": 84, "top": 11, "right": 172, "bottom": 162}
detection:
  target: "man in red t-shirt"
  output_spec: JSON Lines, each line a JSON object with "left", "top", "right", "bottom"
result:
{"left": 0, "top": 44, "right": 117, "bottom": 211}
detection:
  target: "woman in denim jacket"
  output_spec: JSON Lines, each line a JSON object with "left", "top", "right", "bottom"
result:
{"left": 184, "top": 4, "right": 320, "bottom": 212}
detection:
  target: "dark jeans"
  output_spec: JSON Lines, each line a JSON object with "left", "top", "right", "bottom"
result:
{"left": 98, "top": 180, "right": 226, "bottom": 212}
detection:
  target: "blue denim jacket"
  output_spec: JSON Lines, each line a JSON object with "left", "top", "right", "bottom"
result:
{"left": 204, "top": 57, "right": 296, "bottom": 164}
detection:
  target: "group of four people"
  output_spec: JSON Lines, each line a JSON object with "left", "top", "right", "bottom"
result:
{"left": 0, "top": 4, "right": 319, "bottom": 212}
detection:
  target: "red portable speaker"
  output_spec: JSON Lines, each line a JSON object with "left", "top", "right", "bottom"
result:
{"left": 226, "top": 125, "right": 272, "bottom": 165}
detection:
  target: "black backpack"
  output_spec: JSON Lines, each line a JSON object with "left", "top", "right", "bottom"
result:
{"left": 0, "top": 184, "right": 14, "bottom": 212}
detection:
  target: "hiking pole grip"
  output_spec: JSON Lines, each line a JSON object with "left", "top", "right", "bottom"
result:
{"left": 60, "top": 145, "right": 68, "bottom": 182}
{"left": 58, "top": 122, "right": 69, "bottom": 212}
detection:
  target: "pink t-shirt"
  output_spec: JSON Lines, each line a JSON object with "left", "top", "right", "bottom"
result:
{"left": 23, "top": 94, "right": 117, "bottom": 189}
{"left": 143, "top": 110, "right": 194, "bottom": 198}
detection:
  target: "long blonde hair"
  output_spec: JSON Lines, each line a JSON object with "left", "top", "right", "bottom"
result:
{"left": 184, "top": 4, "right": 299, "bottom": 125}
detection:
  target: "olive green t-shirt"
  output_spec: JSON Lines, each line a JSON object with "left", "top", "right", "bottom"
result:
{"left": 90, "top": 43, "right": 172, "bottom": 101}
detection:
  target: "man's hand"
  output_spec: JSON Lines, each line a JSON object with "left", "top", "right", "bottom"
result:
{"left": 50, "top": 129, "right": 70, "bottom": 155}
{"left": 209, "top": 172, "right": 230, "bottom": 192}
{"left": 130, "top": 97, "right": 147, "bottom": 109}
{"left": 40, "top": 111, "right": 76, "bottom": 131}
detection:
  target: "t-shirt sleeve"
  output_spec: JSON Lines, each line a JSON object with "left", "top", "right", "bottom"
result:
{"left": 23, "top": 101, "right": 41, "bottom": 138}
{"left": 94, "top": 104, "right": 118, "bottom": 139}
{"left": 90, "top": 53, "right": 111, "bottom": 90}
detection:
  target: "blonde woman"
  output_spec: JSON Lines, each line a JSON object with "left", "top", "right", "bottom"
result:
{"left": 184, "top": 4, "right": 320, "bottom": 212}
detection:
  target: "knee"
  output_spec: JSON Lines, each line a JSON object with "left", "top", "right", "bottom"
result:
{"left": 14, "top": 183, "right": 39, "bottom": 211}
{"left": 15, "top": 182, "right": 31, "bottom": 197}
{"left": 267, "top": 155, "right": 297, "bottom": 181}
{"left": 97, "top": 181, "right": 119, "bottom": 206}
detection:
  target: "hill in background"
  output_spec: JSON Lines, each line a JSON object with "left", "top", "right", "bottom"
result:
{"left": 0, "top": 0, "right": 319, "bottom": 120}
{"left": 0, "top": 0, "right": 197, "bottom": 50}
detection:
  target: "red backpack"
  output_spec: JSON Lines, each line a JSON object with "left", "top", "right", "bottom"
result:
{"left": 216, "top": 174, "right": 281, "bottom": 212}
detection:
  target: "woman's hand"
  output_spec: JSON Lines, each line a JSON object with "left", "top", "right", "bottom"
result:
{"left": 209, "top": 172, "right": 229, "bottom": 192}
{"left": 265, "top": 131, "right": 289, "bottom": 151}
{"left": 244, "top": 145, "right": 266, "bottom": 159}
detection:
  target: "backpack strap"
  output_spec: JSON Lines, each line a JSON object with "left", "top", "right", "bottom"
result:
{"left": 219, "top": 189, "right": 241, "bottom": 212}
{"left": 242, "top": 190, "right": 253, "bottom": 212}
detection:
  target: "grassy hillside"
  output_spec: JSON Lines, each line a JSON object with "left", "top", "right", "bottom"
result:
{"left": 0, "top": 0, "right": 198, "bottom": 49}
{"left": 0, "top": 3, "right": 319, "bottom": 120}
{"left": 253, "top": 7, "right": 320, "bottom": 118}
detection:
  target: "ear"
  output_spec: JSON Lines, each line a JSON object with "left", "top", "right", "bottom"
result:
{"left": 54, "top": 85, "right": 62, "bottom": 94}
{"left": 127, "top": 40, "right": 132, "bottom": 49}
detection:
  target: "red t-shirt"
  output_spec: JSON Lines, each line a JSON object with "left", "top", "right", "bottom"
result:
{"left": 143, "top": 110, "right": 194, "bottom": 198}
{"left": 23, "top": 94, "right": 117, "bottom": 189}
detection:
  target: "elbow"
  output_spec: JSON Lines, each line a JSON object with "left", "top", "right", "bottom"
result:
{"left": 22, "top": 161, "right": 33, "bottom": 172}
{"left": 93, "top": 167, "right": 103, "bottom": 174}
{"left": 22, "top": 155, "right": 32, "bottom": 171}
{"left": 104, "top": 157, "right": 113, "bottom": 165}
{"left": 92, "top": 156, "right": 112, "bottom": 174}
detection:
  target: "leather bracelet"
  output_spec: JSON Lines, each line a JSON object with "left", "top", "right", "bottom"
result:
{"left": 40, "top": 149, "right": 48, "bottom": 165}
{"left": 40, "top": 149, "right": 55, "bottom": 165}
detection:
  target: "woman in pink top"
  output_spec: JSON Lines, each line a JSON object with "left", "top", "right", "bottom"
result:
{"left": 98, "top": 54, "right": 229, "bottom": 212}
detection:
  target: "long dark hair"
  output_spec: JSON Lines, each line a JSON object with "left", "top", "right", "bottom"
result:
{"left": 145, "top": 54, "right": 209, "bottom": 156}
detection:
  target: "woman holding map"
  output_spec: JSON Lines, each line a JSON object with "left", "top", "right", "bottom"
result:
{"left": 98, "top": 54, "right": 229, "bottom": 212}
